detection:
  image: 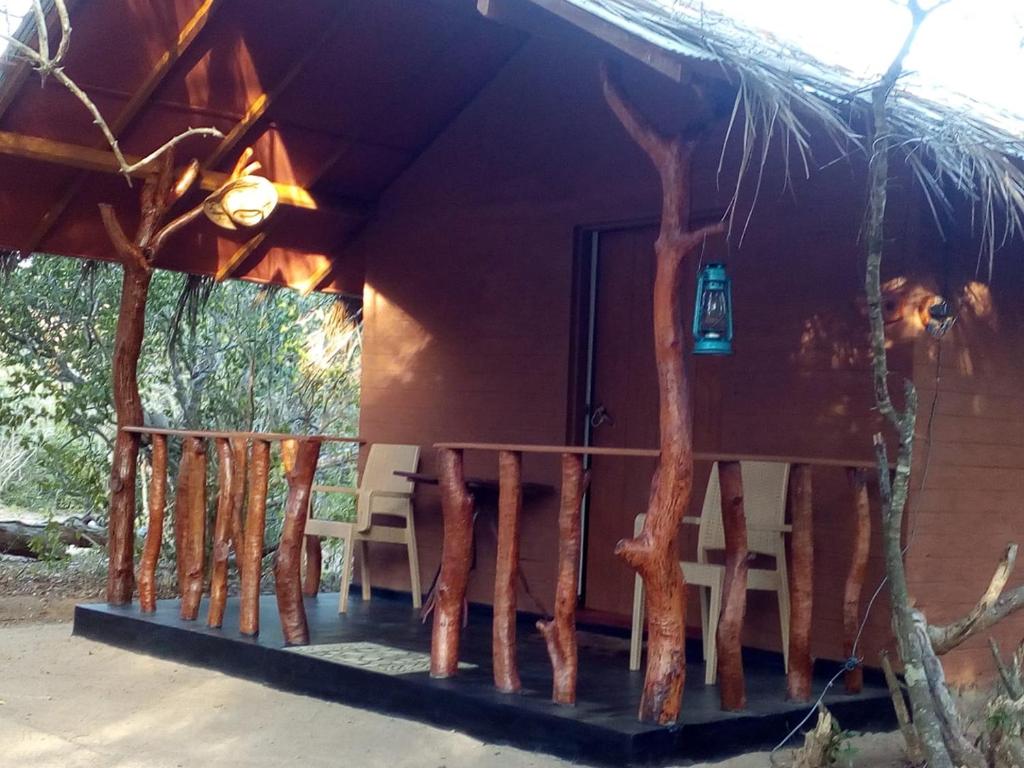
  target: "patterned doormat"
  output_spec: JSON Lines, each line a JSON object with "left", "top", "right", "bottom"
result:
{"left": 287, "top": 641, "right": 477, "bottom": 676}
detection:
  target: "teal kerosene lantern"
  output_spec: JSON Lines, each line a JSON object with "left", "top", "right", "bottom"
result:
{"left": 692, "top": 263, "right": 733, "bottom": 355}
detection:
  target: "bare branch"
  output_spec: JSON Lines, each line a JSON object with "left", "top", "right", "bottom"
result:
{"left": 927, "top": 544, "right": 1017, "bottom": 654}
{"left": 5, "top": 0, "right": 222, "bottom": 184}
{"left": 31, "top": 0, "right": 48, "bottom": 64}
{"left": 98, "top": 204, "right": 149, "bottom": 273}
{"left": 122, "top": 128, "right": 223, "bottom": 176}
{"left": 150, "top": 204, "right": 206, "bottom": 256}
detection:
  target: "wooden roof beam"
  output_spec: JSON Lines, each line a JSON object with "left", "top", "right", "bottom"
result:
{"left": 0, "top": 130, "right": 365, "bottom": 216}
{"left": 482, "top": 0, "right": 687, "bottom": 83}
{"left": 24, "top": 0, "right": 226, "bottom": 251}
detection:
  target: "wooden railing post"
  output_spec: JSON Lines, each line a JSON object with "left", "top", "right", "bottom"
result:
{"left": 239, "top": 439, "right": 270, "bottom": 635}
{"left": 177, "top": 436, "right": 208, "bottom": 621}
{"left": 430, "top": 448, "right": 475, "bottom": 678}
{"left": 537, "top": 453, "right": 586, "bottom": 705}
{"left": 274, "top": 438, "right": 321, "bottom": 645}
{"left": 208, "top": 437, "right": 246, "bottom": 628}
{"left": 137, "top": 433, "right": 168, "bottom": 612}
{"left": 493, "top": 450, "right": 523, "bottom": 693}
{"left": 787, "top": 464, "right": 814, "bottom": 702}
{"left": 716, "top": 460, "right": 748, "bottom": 711}
{"left": 843, "top": 467, "right": 871, "bottom": 693}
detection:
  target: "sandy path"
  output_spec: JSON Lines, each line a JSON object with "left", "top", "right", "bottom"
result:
{"left": 0, "top": 622, "right": 903, "bottom": 767}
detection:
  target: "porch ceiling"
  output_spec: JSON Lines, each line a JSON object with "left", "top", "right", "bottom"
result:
{"left": 0, "top": 0, "right": 525, "bottom": 294}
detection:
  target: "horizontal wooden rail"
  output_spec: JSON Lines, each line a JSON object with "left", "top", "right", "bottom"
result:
{"left": 435, "top": 442, "right": 893, "bottom": 470}
{"left": 122, "top": 426, "right": 363, "bottom": 444}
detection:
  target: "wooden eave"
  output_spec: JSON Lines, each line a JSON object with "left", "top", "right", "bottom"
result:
{"left": 0, "top": 0, "right": 527, "bottom": 295}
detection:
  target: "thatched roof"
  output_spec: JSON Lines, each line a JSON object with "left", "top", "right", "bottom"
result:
{"left": 537, "top": 0, "right": 1024, "bottom": 258}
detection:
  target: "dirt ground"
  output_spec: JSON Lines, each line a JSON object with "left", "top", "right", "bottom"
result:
{"left": 0, "top": 619, "right": 906, "bottom": 768}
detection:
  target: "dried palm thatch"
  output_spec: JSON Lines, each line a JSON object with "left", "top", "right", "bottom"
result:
{"left": 553, "top": 0, "right": 1024, "bottom": 265}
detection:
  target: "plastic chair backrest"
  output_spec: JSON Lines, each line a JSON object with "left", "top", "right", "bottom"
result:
{"left": 698, "top": 461, "right": 790, "bottom": 559}
{"left": 356, "top": 443, "right": 420, "bottom": 531}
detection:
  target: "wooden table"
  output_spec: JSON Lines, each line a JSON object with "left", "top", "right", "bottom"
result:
{"left": 394, "top": 470, "right": 554, "bottom": 623}
{"left": 121, "top": 426, "right": 362, "bottom": 645}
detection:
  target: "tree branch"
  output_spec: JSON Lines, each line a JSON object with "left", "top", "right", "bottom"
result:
{"left": 98, "top": 204, "right": 149, "bottom": 273}
{"left": 929, "top": 545, "right": 1024, "bottom": 655}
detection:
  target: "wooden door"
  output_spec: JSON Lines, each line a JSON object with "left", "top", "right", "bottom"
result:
{"left": 580, "top": 224, "right": 721, "bottom": 617}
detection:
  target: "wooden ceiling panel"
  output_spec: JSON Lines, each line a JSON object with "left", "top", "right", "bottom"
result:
{"left": 0, "top": 157, "right": 79, "bottom": 248}
{"left": 362, "top": 21, "right": 525, "bottom": 150}
{"left": 269, "top": 0, "right": 473, "bottom": 142}
{"left": 1, "top": 85, "right": 127, "bottom": 143}
{"left": 312, "top": 142, "right": 412, "bottom": 201}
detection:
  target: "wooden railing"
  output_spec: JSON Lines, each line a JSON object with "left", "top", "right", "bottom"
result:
{"left": 429, "top": 441, "right": 889, "bottom": 713}
{"left": 122, "top": 426, "right": 361, "bottom": 644}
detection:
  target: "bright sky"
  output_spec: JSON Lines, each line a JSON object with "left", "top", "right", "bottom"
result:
{"left": 698, "top": 0, "right": 1024, "bottom": 118}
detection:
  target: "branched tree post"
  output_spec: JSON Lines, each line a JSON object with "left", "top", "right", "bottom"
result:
{"left": 601, "top": 61, "right": 725, "bottom": 724}
{"left": 865, "top": 2, "right": 1024, "bottom": 766}
{"left": 102, "top": 151, "right": 268, "bottom": 602}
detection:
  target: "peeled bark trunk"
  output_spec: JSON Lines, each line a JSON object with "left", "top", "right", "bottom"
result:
{"left": 106, "top": 263, "right": 152, "bottom": 604}
{"left": 716, "top": 460, "right": 748, "bottom": 711}
{"left": 240, "top": 439, "right": 270, "bottom": 635}
{"left": 430, "top": 447, "right": 475, "bottom": 678}
{"left": 208, "top": 437, "right": 246, "bottom": 628}
{"left": 274, "top": 438, "right": 321, "bottom": 646}
{"left": 787, "top": 464, "right": 814, "bottom": 702}
{"left": 843, "top": 468, "right": 871, "bottom": 693}
{"left": 137, "top": 433, "right": 168, "bottom": 612}
{"left": 493, "top": 450, "right": 522, "bottom": 693}
{"left": 177, "top": 436, "right": 208, "bottom": 621}
{"left": 303, "top": 536, "right": 322, "bottom": 597}
{"left": 537, "top": 453, "right": 587, "bottom": 705}
{"left": 601, "top": 62, "right": 723, "bottom": 724}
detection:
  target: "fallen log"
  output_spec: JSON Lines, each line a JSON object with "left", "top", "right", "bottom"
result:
{"left": 0, "top": 518, "right": 108, "bottom": 559}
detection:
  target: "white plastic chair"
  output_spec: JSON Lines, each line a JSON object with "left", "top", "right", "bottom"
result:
{"left": 304, "top": 443, "right": 422, "bottom": 613}
{"left": 629, "top": 460, "right": 791, "bottom": 685}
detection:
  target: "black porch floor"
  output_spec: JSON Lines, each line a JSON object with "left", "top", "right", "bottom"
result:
{"left": 73, "top": 593, "right": 895, "bottom": 766}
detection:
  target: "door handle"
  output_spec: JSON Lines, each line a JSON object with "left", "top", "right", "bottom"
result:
{"left": 590, "top": 404, "right": 614, "bottom": 429}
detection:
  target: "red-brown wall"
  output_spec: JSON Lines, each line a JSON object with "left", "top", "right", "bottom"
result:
{"left": 348, "top": 22, "right": 1023, "bottom": 682}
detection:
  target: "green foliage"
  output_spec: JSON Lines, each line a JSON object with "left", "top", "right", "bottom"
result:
{"left": 0, "top": 254, "right": 361, "bottom": 524}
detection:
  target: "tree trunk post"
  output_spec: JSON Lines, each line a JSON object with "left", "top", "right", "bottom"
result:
{"left": 240, "top": 438, "right": 270, "bottom": 635}
{"left": 537, "top": 453, "right": 587, "bottom": 705}
{"left": 106, "top": 263, "right": 153, "bottom": 604}
{"left": 137, "top": 433, "right": 168, "bottom": 612}
{"left": 601, "top": 62, "right": 724, "bottom": 724}
{"left": 208, "top": 437, "right": 242, "bottom": 628}
{"left": 178, "top": 436, "right": 208, "bottom": 621}
{"left": 274, "top": 438, "right": 321, "bottom": 646}
{"left": 430, "top": 447, "right": 475, "bottom": 678}
{"left": 493, "top": 450, "right": 522, "bottom": 693}
{"left": 303, "top": 536, "right": 323, "bottom": 598}
{"left": 787, "top": 463, "right": 814, "bottom": 702}
{"left": 843, "top": 467, "right": 871, "bottom": 693}
{"left": 716, "top": 460, "right": 748, "bottom": 711}
{"left": 100, "top": 152, "right": 209, "bottom": 605}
